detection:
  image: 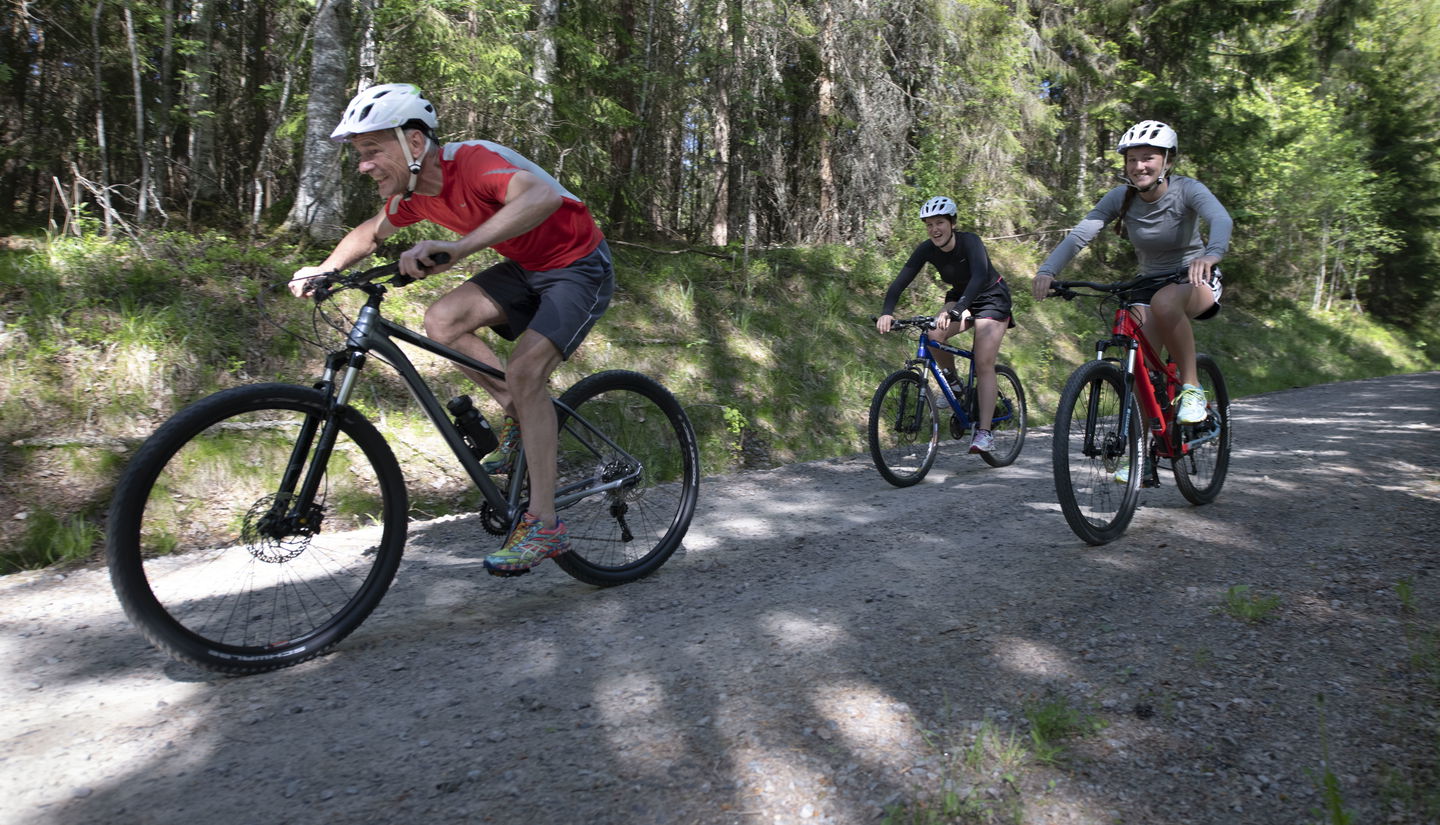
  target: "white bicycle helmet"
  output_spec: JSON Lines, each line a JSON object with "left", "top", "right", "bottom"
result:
{"left": 919, "top": 196, "right": 958, "bottom": 220}
{"left": 330, "top": 83, "right": 438, "bottom": 141}
{"left": 1116, "top": 120, "right": 1178, "bottom": 154}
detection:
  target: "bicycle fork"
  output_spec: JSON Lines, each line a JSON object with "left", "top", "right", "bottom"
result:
{"left": 258, "top": 349, "right": 361, "bottom": 541}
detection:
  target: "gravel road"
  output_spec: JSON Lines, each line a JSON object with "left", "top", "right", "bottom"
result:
{"left": 2, "top": 372, "right": 1438, "bottom": 825}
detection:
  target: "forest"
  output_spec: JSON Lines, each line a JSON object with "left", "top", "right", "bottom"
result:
{"left": 4, "top": 0, "right": 1439, "bottom": 321}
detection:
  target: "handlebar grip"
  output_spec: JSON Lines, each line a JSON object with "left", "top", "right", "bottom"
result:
{"left": 391, "top": 251, "right": 452, "bottom": 287}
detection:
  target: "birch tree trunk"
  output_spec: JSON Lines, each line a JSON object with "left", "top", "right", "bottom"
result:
{"left": 91, "top": 0, "right": 115, "bottom": 236}
{"left": 708, "top": 0, "right": 731, "bottom": 246}
{"left": 532, "top": 0, "right": 557, "bottom": 117}
{"left": 815, "top": 1, "right": 838, "bottom": 243}
{"left": 284, "top": 0, "right": 349, "bottom": 240}
{"left": 124, "top": 4, "right": 153, "bottom": 225}
{"left": 186, "top": 0, "right": 221, "bottom": 214}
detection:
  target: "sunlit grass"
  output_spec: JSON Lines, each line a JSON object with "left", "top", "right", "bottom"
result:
{"left": 2, "top": 234, "right": 1438, "bottom": 572}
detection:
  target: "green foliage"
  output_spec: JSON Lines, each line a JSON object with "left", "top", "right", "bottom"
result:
{"left": 0, "top": 233, "right": 1437, "bottom": 572}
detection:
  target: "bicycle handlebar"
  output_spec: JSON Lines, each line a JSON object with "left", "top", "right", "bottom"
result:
{"left": 871, "top": 314, "right": 939, "bottom": 331}
{"left": 310, "top": 252, "right": 452, "bottom": 301}
{"left": 1047, "top": 270, "right": 1188, "bottom": 301}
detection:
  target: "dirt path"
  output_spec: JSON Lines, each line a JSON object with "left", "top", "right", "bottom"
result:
{"left": 2, "top": 373, "right": 1438, "bottom": 825}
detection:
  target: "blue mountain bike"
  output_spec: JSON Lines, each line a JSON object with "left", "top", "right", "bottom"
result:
{"left": 868, "top": 315, "right": 1027, "bottom": 486}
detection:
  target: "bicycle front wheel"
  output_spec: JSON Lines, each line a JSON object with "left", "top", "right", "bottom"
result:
{"left": 1053, "top": 361, "right": 1142, "bottom": 545}
{"left": 550, "top": 370, "right": 700, "bottom": 586}
{"left": 107, "top": 383, "right": 408, "bottom": 674}
{"left": 978, "top": 364, "right": 1027, "bottom": 468}
{"left": 868, "top": 369, "right": 940, "bottom": 487}
{"left": 1172, "top": 353, "right": 1232, "bottom": 504}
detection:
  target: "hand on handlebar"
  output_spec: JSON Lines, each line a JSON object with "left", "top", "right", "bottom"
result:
{"left": 1032, "top": 273, "right": 1055, "bottom": 301}
{"left": 399, "top": 241, "right": 462, "bottom": 280}
{"left": 289, "top": 266, "right": 334, "bottom": 298}
{"left": 875, "top": 314, "right": 895, "bottom": 334}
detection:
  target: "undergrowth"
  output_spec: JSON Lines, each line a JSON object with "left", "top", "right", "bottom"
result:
{"left": 0, "top": 232, "right": 1436, "bottom": 572}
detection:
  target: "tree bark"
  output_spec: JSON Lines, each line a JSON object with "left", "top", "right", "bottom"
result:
{"left": 816, "top": 1, "right": 838, "bottom": 243}
{"left": 186, "top": 0, "right": 221, "bottom": 214}
{"left": 284, "top": 0, "right": 349, "bottom": 240}
{"left": 91, "top": 0, "right": 115, "bottom": 236}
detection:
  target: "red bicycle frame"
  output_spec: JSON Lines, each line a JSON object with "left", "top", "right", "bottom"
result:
{"left": 1102, "top": 305, "right": 1184, "bottom": 463}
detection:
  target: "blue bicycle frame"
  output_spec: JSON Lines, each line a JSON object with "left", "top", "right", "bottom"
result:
{"left": 907, "top": 330, "right": 1017, "bottom": 431}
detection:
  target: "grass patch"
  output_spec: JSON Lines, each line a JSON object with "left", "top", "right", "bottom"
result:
{"left": 1, "top": 511, "right": 102, "bottom": 573}
{"left": 1, "top": 232, "right": 1437, "bottom": 571}
{"left": 1023, "top": 694, "right": 1108, "bottom": 766}
{"left": 881, "top": 718, "right": 1028, "bottom": 825}
{"left": 1379, "top": 579, "right": 1440, "bottom": 820}
{"left": 1217, "top": 584, "right": 1283, "bottom": 623}
{"left": 881, "top": 696, "right": 1110, "bottom": 825}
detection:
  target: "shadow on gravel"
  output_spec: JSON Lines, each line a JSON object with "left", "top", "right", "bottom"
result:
{"left": 10, "top": 373, "right": 1439, "bottom": 825}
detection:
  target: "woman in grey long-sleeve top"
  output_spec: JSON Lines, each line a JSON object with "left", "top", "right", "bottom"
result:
{"left": 1031, "top": 120, "right": 1232, "bottom": 429}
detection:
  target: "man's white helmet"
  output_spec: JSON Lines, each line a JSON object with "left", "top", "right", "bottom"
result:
{"left": 330, "top": 83, "right": 438, "bottom": 142}
{"left": 1116, "top": 120, "right": 1178, "bottom": 154}
{"left": 919, "top": 196, "right": 958, "bottom": 220}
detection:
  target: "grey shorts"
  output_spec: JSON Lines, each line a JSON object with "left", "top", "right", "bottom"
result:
{"left": 470, "top": 241, "right": 615, "bottom": 359}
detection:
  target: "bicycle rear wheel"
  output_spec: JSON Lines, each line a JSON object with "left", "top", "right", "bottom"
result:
{"left": 867, "top": 369, "right": 939, "bottom": 487}
{"left": 1053, "top": 361, "right": 1142, "bottom": 545}
{"left": 1172, "top": 353, "right": 1231, "bottom": 504}
{"left": 550, "top": 370, "right": 700, "bottom": 586}
{"left": 107, "top": 383, "right": 408, "bottom": 674}
{"left": 978, "top": 364, "right": 1027, "bottom": 468}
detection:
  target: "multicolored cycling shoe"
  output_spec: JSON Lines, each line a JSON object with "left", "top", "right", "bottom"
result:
{"left": 481, "top": 417, "right": 520, "bottom": 475}
{"left": 484, "top": 513, "right": 570, "bottom": 576}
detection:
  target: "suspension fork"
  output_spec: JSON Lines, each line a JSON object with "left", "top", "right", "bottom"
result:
{"left": 265, "top": 346, "right": 367, "bottom": 536}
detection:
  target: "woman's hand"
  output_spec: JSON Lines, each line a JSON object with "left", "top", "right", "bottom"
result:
{"left": 1032, "top": 273, "right": 1054, "bottom": 301}
{"left": 875, "top": 314, "right": 894, "bottom": 333}
{"left": 1187, "top": 255, "right": 1220, "bottom": 286}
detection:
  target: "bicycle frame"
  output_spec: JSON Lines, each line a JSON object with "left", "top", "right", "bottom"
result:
{"left": 1092, "top": 305, "right": 1218, "bottom": 470}
{"left": 908, "top": 326, "right": 1017, "bottom": 430}
{"left": 281, "top": 286, "right": 641, "bottom": 534}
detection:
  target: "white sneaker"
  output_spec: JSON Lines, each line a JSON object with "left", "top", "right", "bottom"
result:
{"left": 1113, "top": 459, "right": 1130, "bottom": 485}
{"left": 969, "top": 429, "right": 994, "bottom": 454}
{"left": 1177, "top": 384, "right": 1207, "bottom": 424}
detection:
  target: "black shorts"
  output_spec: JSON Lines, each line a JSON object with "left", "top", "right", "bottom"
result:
{"left": 469, "top": 241, "right": 615, "bottom": 359}
{"left": 947, "top": 277, "right": 1016, "bottom": 328}
{"left": 1129, "top": 267, "right": 1223, "bottom": 321}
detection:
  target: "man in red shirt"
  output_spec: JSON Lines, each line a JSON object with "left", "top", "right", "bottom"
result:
{"left": 291, "top": 83, "right": 614, "bottom": 575}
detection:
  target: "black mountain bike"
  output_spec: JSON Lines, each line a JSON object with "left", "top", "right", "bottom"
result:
{"left": 107, "top": 258, "right": 700, "bottom": 674}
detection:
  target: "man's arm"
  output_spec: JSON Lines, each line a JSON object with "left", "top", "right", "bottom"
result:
{"left": 399, "top": 170, "right": 563, "bottom": 277}
{"left": 289, "top": 211, "right": 396, "bottom": 296}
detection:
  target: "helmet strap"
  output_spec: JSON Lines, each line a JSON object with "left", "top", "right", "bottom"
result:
{"left": 395, "top": 126, "right": 430, "bottom": 201}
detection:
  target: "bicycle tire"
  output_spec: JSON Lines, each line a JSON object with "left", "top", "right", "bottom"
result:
{"left": 550, "top": 370, "right": 700, "bottom": 586}
{"left": 1052, "top": 361, "right": 1142, "bottom": 545}
{"left": 1172, "top": 353, "right": 1231, "bottom": 504}
{"left": 107, "top": 383, "right": 408, "bottom": 674}
{"left": 867, "top": 369, "right": 939, "bottom": 487}
{"left": 979, "top": 364, "right": 1027, "bottom": 468}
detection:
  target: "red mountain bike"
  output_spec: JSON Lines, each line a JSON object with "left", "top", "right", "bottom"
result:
{"left": 1047, "top": 273, "right": 1232, "bottom": 544}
